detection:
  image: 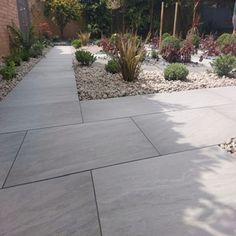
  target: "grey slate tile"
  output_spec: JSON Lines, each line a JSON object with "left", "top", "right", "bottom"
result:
{"left": 5, "top": 118, "right": 158, "bottom": 186}
{"left": 0, "top": 172, "right": 101, "bottom": 236}
{"left": 0, "top": 132, "right": 26, "bottom": 187}
{"left": 0, "top": 101, "right": 82, "bottom": 133}
{"left": 133, "top": 108, "right": 236, "bottom": 155}
{"left": 93, "top": 146, "right": 236, "bottom": 236}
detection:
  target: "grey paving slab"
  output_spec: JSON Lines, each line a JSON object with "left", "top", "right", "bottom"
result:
{"left": 93, "top": 146, "right": 236, "bottom": 236}
{"left": 81, "top": 95, "right": 164, "bottom": 122}
{"left": 133, "top": 108, "right": 236, "bottom": 155}
{"left": 5, "top": 118, "right": 158, "bottom": 187}
{"left": 0, "top": 132, "right": 26, "bottom": 187}
{"left": 150, "top": 89, "right": 232, "bottom": 111}
{"left": 81, "top": 89, "right": 233, "bottom": 122}
{"left": 211, "top": 104, "right": 236, "bottom": 122}
{"left": 0, "top": 172, "right": 101, "bottom": 236}
{"left": 0, "top": 101, "right": 82, "bottom": 133}
{"left": 0, "top": 86, "right": 78, "bottom": 107}
{"left": 208, "top": 86, "right": 236, "bottom": 101}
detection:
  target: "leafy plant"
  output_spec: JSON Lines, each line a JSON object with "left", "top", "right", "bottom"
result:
{"left": 160, "top": 36, "right": 181, "bottom": 63}
{"left": 20, "top": 49, "right": 30, "bottom": 61}
{"left": 200, "top": 35, "right": 220, "bottom": 57}
{"left": 221, "top": 43, "right": 236, "bottom": 56}
{"left": 151, "top": 50, "right": 159, "bottom": 60}
{"left": 113, "top": 33, "right": 147, "bottom": 82}
{"left": 72, "top": 39, "right": 82, "bottom": 48}
{"left": 0, "top": 61, "right": 16, "bottom": 80}
{"left": 75, "top": 50, "right": 96, "bottom": 66}
{"left": 217, "top": 33, "right": 236, "bottom": 49}
{"left": 162, "top": 33, "right": 171, "bottom": 40}
{"left": 30, "top": 41, "right": 44, "bottom": 58}
{"left": 77, "top": 31, "right": 91, "bottom": 46}
{"left": 44, "top": 0, "right": 81, "bottom": 37}
{"left": 179, "top": 39, "right": 195, "bottom": 63}
{"left": 99, "top": 37, "right": 117, "bottom": 55}
{"left": 105, "top": 59, "right": 120, "bottom": 74}
{"left": 7, "top": 23, "right": 35, "bottom": 52}
{"left": 164, "top": 63, "right": 189, "bottom": 81}
{"left": 3, "top": 54, "right": 22, "bottom": 66}
{"left": 211, "top": 54, "right": 236, "bottom": 77}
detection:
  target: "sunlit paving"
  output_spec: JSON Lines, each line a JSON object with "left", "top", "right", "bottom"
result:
{"left": 0, "top": 0, "right": 236, "bottom": 235}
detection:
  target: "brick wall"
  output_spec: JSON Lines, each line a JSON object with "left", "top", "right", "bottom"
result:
{"left": 0, "top": 0, "right": 19, "bottom": 56}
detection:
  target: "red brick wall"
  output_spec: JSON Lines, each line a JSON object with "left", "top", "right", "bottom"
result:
{"left": 0, "top": 0, "right": 19, "bottom": 56}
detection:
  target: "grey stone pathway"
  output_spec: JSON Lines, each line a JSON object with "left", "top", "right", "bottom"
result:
{"left": 0, "top": 46, "right": 236, "bottom": 236}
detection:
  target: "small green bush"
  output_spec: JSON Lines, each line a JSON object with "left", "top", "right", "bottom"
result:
{"left": 0, "top": 61, "right": 16, "bottom": 80}
{"left": 20, "top": 49, "right": 30, "bottom": 61}
{"left": 217, "top": 33, "right": 236, "bottom": 48}
{"left": 110, "top": 33, "right": 118, "bottom": 44}
{"left": 191, "top": 34, "right": 201, "bottom": 48}
{"left": 161, "top": 36, "right": 181, "bottom": 50}
{"left": 162, "top": 33, "right": 171, "bottom": 40}
{"left": 30, "top": 41, "right": 44, "bottom": 58}
{"left": 211, "top": 54, "right": 236, "bottom": 77}
{"left": 151, "top": 50, "right": 159, "bottom": 60}
{"left": 3, "top": 54, "right": 22, "bottom": 66}
{"left": 72, "top": 39, "right": 82, "bottom": 48}
{"left": 164, "top": 63, "right": 189, "bottom": 81}
{"left": 75, "top": 50, "right": 96, "bottom": 66}
{"left": 105, "top": 59, "right": 120, "bottom": 74}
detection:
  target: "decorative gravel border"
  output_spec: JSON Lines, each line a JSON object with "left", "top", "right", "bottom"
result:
{"left": 219, "top": 138, "right": 236, "bottom": 156}
{"left": 74, "top": 62, "right": 236, "bottom": 101}
{"left": 0, "top": 47, "right": 52, "bottom": 101}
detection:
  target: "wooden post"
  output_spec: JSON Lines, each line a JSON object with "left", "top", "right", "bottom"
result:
{"left": 173, "top": 2, "right": 178, "bottom": 36}
{"left": 159, "top": 1, "right": 164, "bottom": 43}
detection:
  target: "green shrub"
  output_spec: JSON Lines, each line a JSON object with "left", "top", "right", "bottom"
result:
{"left": 105, "top": 59, "right": 120, "bottom": 74}
{"left": 75, "top": 50, "right": 96, "bottom": 66}
{"left": 20, "top": 49, "right": 30, "bottom": 61}
{"left": 162, "top": 33, "right": 171, "bottom": 40}
{"left": 110, "top": 33, "right": 118, "bottom": 44}
{"left": 151, "top": 50, "right": 159, "bottom": 60}
{"left": 191, "top": 34, "right": 201, "bottom": 48}
{"left": 3, "top": 54, "right": 22, "bottom": 66}
{"left": 217, "top": 33, "right": 236, "bottom": 48}
{"left": 164, "top": 63, "right": 189, "bottom": 81}
{"left": 161, "top": 36, "right": 181, "bottom": 50}
{"left": 0, "top": 61, "right": 16, "bottom": 80}
{"left": 72, "top": 39, "right": 82, "bottom": 48}
{"left": 211, "top": 54, "right": 236, "bottom": 77}
{"left": 30, "top": 41, "right": 44, "bottom": 58}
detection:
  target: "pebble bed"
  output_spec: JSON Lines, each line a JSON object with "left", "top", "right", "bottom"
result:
{"left": 219, "top": 138, "right": 236, "bottom": 156}
{"left": 74, "top": 63, "right": 236, "bottom": 101}
{"left": 0, "top": 47, "right": 51, "bottom": 101}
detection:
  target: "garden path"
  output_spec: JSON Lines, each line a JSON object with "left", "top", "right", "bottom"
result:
{"left": 0, "top": 46, "right": 236, "bottom": 236}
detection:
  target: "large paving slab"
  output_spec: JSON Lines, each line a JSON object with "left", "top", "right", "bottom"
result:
{"left": 133, "top": 108, "right": 236, "bottom": 155}
{"left": 0, "top": 101, "right": 82, "bottom": 134}
{"left": 0, "top": 132, "right": 26, "bottom": 187}
{"left": 81, "top": 89, "right": 232, "bottom": 122}
{"left": 5, "top": 118, "right": 158, "bottom": 187}
{"left": 93, "top": 146, "right": 236, "bottom": 236}
{"left": 0, "top": 172, "right": 101, "bottom": 236}
{"left": 212, "top": 104, "right": 236, "bottom": 122}
{"left": 208, "top": 86, "right": 236, "bottom": 102}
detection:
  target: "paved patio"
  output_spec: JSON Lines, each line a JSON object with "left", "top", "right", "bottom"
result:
{"left": 0, "top": 46, "right": 236, "bottom": 236}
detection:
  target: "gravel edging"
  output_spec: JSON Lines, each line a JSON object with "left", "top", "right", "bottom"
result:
{"left": 0, "top": 47, "right": 52, "bottom": 101}
{"left": 74, "top": 62, "right": 236, "bottom": 101}
{"left": 219, "top": 138, "right": 236, "bottom": 156}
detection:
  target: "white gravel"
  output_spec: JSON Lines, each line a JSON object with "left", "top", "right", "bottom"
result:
{"left": 74, "top": 63, "right": 236, "bottom": 101}
{"left": 219, "top": 138, "right": 236, "bottom": 156}
{"left": 0, "top": 47, "right": 51, "bottom": 101}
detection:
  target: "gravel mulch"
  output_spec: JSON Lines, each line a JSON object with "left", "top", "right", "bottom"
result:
{"left": 219, "top": 138, "right": 236, "bottom": 156}
{"left": 74, "top": 63, "right": 236, "bottom": 101}
{"left": 0, "top": 47, "right": 51, "bottom": 101}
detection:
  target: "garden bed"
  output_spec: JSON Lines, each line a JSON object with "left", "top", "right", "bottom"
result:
{"left": 74, "top": 46, "right": 236, "bottom": 101}
{"left": 219, "top": 138, "right": 236, "bottom": 156}
{"left": 0, "top": 47, "right": 51, "bottom": 101}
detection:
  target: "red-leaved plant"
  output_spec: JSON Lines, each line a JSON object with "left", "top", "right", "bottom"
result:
{"left": 200, "top": 35, "right": 220, "bottom": 57}
{"left": 221, "top": 43, "right": 236, "bottom": 56}
{"left": 180, "top": 40, "right": 195, "bottom": 63}
{"left": 98, "top": 38, "right": 117, "bottom": 55}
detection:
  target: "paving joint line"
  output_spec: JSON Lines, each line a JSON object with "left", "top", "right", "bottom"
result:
{"left": 90, "top": 171, "right": 103, "bottom": 236}
{"left": 2, "top": 131, "right": 28, "bottom": 188}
